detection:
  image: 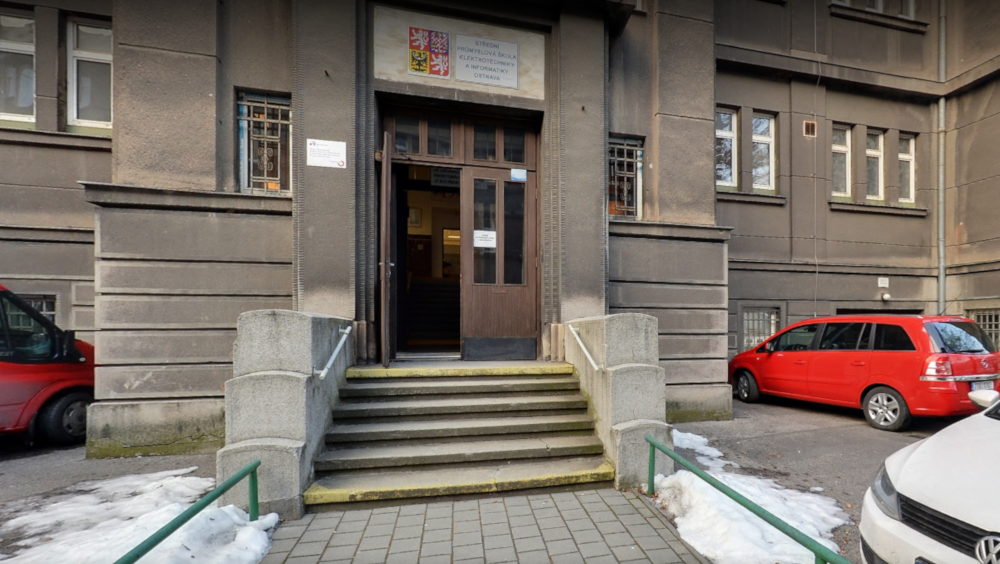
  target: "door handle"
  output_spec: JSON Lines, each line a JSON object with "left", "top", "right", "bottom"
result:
{"left": 851, "top": 361, "right": 866, "bottom": 366}
{"left": 794, "top": 360, "right": 806, "bottom": 365}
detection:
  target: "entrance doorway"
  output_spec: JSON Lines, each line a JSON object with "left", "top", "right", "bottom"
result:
{"left": 379, "top": 110, "right": 539, "bottom": 364}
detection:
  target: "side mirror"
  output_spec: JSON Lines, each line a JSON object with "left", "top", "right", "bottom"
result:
{"left": 760, "top": 341, "right": 774, "bottom": 353}
{"left": 969, "top": 390, "right": 1000, "bottom": 410}
{"left": 61, "top": 330, "right": 78, "bottom": 359}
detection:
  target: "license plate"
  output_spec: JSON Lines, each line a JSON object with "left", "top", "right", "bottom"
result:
{"left": 972, "top": 380, "right": 995, "bottom": 391}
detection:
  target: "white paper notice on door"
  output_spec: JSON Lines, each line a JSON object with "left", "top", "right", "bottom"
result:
{"left": 473, "top": 230, "right": 497, "bottom": 248}
{"left": 306, "top": 139, "right": 347, "bottom": 168}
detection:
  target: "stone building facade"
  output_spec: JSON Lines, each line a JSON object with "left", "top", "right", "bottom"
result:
{"left": 2, "top": 0, "right": 999, "bottom": 454}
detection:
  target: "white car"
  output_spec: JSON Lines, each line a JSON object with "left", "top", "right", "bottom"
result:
{"left": 860, "top": 390, "right": 1000, "bottom": 564}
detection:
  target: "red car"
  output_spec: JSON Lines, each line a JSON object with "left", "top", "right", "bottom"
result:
{"left": 728, "top": 315, "right": 999, "bottom": 431}
{"left": 0, "top": 283, "right": 94, "bottom": 444}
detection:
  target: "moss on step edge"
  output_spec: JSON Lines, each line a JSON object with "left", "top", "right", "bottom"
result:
{"left": 302, "top": 462, "right": 615, "bottom": 505}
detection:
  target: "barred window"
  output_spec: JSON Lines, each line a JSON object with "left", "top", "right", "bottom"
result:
{"left": 608, "top": 137, "right": 642, "bottom": 218}
{"left": 238, "top": 92, "right": 291, "bottom": 194}
{"left": 743, "top": 307, "right": 780, "bottom": 351}
{"left": 969, "top": 309, "right": 1000, "bottom": 349}
{"left": 15, "top": 295, "right": 55, "bottom": 324}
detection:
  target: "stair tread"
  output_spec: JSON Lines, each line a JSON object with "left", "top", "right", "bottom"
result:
{"left": 319, "top": 435, "right": 603, "bottom": 463}
{"left": 344, "top": 377, "right": 579, "bottom": 389}
{"left": 305, "top": 455, "right": 613, "bottom": 505}
{"left": 336, "top": 394, "right": 585, "bottom": 411}
{"left": 346, "top": 362, "right": 574, "bottom": 379}
{"left": 327, "top": 414, "right": 595, "bottom": 440}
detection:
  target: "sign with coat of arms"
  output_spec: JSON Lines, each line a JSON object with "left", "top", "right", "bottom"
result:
{"left": 408, "top": 26, "right": 450, "bottom": 78}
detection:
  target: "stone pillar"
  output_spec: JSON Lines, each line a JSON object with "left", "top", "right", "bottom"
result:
{"left": 217, "top": 310, "right": 354, "bottom": 519}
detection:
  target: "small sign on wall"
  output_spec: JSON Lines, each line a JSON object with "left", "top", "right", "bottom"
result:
{"left": 473, "top": 230, "right": 497, "bottom": 248}
{"left": 878, "top": 277, "right": 890, "bottom": 288}
{"left": 431, "top": 167, "right": 461, "bottom": 188}
{"left": 306, "top": 139, "right": 347, "bottom": 168}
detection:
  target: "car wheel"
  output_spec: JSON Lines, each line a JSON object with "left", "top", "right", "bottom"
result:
{"left": 862, "top": 386, "right": 912, "bottom": 432}
{"left": 736, "top": 371, "right": 761, "bottom": 403}
{"left": 39, "top": 391, "right": 92, "bottom": 445}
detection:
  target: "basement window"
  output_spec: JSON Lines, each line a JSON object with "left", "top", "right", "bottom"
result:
{"left": 238, "top": 92, "right": 292, "bottom": 195}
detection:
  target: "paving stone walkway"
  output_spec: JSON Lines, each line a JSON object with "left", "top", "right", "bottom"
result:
{"left": 261, "top": 489, "right": 710, "bottom": 564}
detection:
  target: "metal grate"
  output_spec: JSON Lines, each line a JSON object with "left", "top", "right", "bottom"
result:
{"left": 608, "top": 138, "right": 642, "bottom": 218}
{"left": 898, "top": 494, "right": 987, "bottom": 558}
{"left": 238, "top": 92, "right": 291, "bottom": 194}
{"left": 970, "top": 309, "right": 1000, "bottom": 349}
{"left": 743, "top": 307, "right": 780, "bottom": 351}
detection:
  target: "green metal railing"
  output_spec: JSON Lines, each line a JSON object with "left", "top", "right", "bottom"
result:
{"left": 645, "top": 436, "right": 851, "bottom": 564}
{"left": 113, "top": 460, "right": 261, "bottom": 564}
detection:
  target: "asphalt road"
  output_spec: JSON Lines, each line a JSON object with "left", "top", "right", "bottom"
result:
{"left": 673, "top": 394, "right": 962, "bottom": 564}
{"left": 0, "top": 437, "right": 215, "bottom": 505}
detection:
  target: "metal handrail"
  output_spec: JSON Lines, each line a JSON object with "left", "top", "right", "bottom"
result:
{"left": 315, "top": 325, "right": 352, "bottom": 380}
{"left": 567, "top": 324, "right": 601, "bottom": 371}
{"left": 113, "top": 459, "right": 261, "bottom": 564}
{"left": 645, "top": 436, "right": 852, "bottom": 564}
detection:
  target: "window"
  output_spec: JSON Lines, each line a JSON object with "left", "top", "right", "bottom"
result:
{"left": 928, "top": 321, "right": 997, "bottom": 354}
{"left": 21, "top": 295, "right": 55, "bottom": 323}
{"left": 898, "top": 134, "right": 914, "bottom": 203}
{"left": 752, "top": 114, "right": 775, "bottom": 190}
{"left": 0, "top": 14, "right": 35, "bottom": 122}
{"left": 873, "top": 324, "right": 916, "bottom": 351}
{"left": 771, "top": 324, "right": 818, "bottom": 352}
{"left": 238, "top": 92, "right": 291, "bottom": 194}
{"left": 865, "top": 0, "right": 883, "bottom": 12}
{"left": 832, "top": 125, "right": 851, "bottom": 197}
{"left": 819, "top": 322, "right": 866, "bottom": 350}
{"left": 0, "top": 294, "right": 54, "bottom": 361}
{"left": 68, "top": 22, "right": 112, "bottom": 127}
{"left": 866, "top": 130, "right": 883, "bottom": 200}
{"left": 743, "top": 307, "right": 779, "bottom": 351}
{"left": 715, "top": 109, "right": 737, "bottom": 187}
{"left": 899, "top": 0, "right": 914, "bottom": 18}
{"left": 608, "top": 137, "right": 643, "bottom": 218}
{"left": 969, "top": 309, "right": 1000, "bottom": 349}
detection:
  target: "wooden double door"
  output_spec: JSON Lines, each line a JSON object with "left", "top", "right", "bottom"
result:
{"left": 380, "top": 112, "right": 539, "bottom": 364}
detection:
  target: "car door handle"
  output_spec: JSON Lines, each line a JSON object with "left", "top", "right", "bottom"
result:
{"left": 851, "top": 361, "right": 866, "bottom": 366}
{"left": 794, "top": 360, "right": 806, "bottom": 365}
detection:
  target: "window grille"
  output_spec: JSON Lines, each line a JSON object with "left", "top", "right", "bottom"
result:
{"left": 743, "top": 307, "right": 780, "bottom": 351}
{"left": 970, "top": 309, "right": 1000, "bottom": 349}
{"left": 608, "top": 138, "right": 642, "bottom": 218}
{"left": 238, "top": 92, "right": 291, "bottom": 194}
{"left": 16, "top": 295, "right": 55, "bottom": 325}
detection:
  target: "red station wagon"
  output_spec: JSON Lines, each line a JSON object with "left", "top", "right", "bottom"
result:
{"left": 728, "top": 315, "right": 1000, "bottom": 431}
{"left": 0, "top": 283, "right": 94, "bottom": 444}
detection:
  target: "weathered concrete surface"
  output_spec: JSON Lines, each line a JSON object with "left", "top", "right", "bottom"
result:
{"left": 611, "top": 419, "right": 674, "bottom": 490}
{"left": 219, "top": 310, "right": 354, "bottom": 520}
{"left": 304, "top": 457, "right": 614, "bottom": 505}
{"left": 665, "top": 383, "right": 734, "bottom": 424}
{"left": 86, "top": 399, "right": 224, "bottom": 458}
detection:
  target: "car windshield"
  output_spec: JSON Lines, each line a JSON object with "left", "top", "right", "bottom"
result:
{"left": 926, "top": 321, "right": 997, "bottom": 354}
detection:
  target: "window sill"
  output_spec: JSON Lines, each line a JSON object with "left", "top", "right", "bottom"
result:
{"left": 829, "top": 4, "right": 929, "bottom": 34}
{"left": 0, "top": 127, "right": 112, "bottom": 151}
{"left": 716, "top": 191, "right": 787, "bottom": 206}
{"left": 828, "top": 201, "right": 928, "bottom": 217}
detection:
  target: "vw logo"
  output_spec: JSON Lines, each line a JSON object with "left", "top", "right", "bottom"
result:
{"left": 976, "top": 535, "right": 1000, "bottom": 564}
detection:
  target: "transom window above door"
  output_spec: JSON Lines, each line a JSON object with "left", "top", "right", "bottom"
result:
{"left": 385, "top": 111, "right": 536, "bottom": 170}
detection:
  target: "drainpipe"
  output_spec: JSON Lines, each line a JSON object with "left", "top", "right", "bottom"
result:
{"left": 937, "top": 0, "right": 947, "bottom": 314}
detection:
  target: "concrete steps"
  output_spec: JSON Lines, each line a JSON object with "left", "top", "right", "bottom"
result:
{"left": 306, "top": 362, "right": 612, "bottom": 506}
{"left": 305, "top": 455, "right": 614, "bottom": 505}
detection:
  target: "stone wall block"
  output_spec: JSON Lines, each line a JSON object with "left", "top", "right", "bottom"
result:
{"left": 665, "top": 384, "right": 733, "bottom": 423}
{"left": 232, "top": 310, "right": 353, "bottom": 379}
{"left": 609, "top": 364, "right": 667, "bottom": 426}
{"left": 86, "top": 399, "right": 224, "bottom": 458}
{"left": 217, "top": 438, "right": 307, "bottom": 520}
{"left": 610, "top": 419, "right": 674, "bottom": 490}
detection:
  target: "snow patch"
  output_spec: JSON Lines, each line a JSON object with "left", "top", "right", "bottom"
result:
{"left": 0, "top": 467, "right": 278, "bottom": 564}
{"left": 652, "top": 430, "right": 849, "bottom": 564}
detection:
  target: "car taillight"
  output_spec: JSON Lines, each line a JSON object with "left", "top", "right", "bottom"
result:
{"left": 924, "top": 354, "right": 952, "bottom": 376}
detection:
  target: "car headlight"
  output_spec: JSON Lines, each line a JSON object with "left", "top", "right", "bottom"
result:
{"left": 872, "top": 464, "right": 900, "bottom": 521}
